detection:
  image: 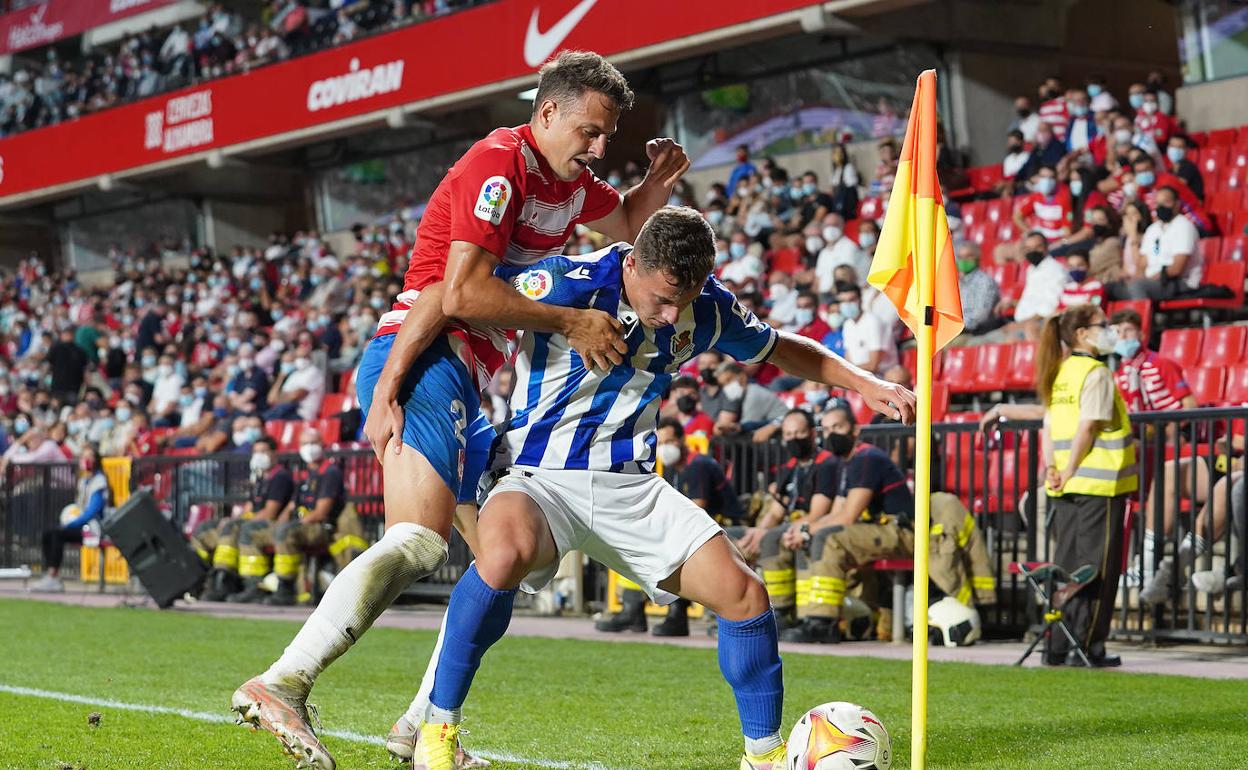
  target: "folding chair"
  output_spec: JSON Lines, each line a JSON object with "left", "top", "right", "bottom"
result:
{"left": 1009, "top": 561, "right": 1097, "bottom": 667}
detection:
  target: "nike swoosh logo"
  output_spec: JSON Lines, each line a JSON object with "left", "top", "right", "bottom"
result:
{"left": 523, "top": 0, "right": 599, "bottom": 68}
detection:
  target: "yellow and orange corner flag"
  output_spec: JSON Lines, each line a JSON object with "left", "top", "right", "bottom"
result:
{"left": 866, "top": 69, "right": 963, "bottom": 770}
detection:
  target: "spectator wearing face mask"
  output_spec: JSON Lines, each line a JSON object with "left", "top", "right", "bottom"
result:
{"left": 1013, "top": 165, "right": 1072, "bottom": 246}
{"left": 695, "top": 350, "right": 731, "bottom": 429}
{"left": 856, "top": 220, "right": 880, "bottom": 258}
{"left": 1010, "top": 96, "right": 1042, "bottom": 143}
{"left": 954, "top": 242, "right": 1001, "bottom": 337}
{"left": 1163, "top": 135, "right": 1204, "bottom": 201}
{"left": 1117, "top": 186, "right": 1201, "bottom": 301}
{"left": 227, "top": 346, "right": 270, "bottom": 414}
{"left": 790, "top": 171, "right": 834, "bottom": 229}
{"left": 149, "top": 355, "right": 185, "bottom": 426}
{"left": 991, "top": 232, "right": 1066, "bottom": 342}
{"left": 814, "top": 214, "right": 868, "bottom": 294}
{"left": 1015, "top": 123, "right": 1065, "bottom": 186}
{"left": 1134, "top": 91, "right": 1175, "bottom": 146}
{"left": 837, "top": 282, "right": 896, "bottom": 376}
{"left": 265, "top": 348, "right": 325, "bottom": 421}
{"left": 1057, "top": 250, "right": 1106, "bottom": 310}
{"left": 765, "top": 272, "right": 800, "bottom": 328}
{"left": 1002, "top": 130, "right": 1031, "bottom": 183}
{"left": 727, "top": 144, "right": 757, "bottom": 197}
{"left": 872, "top": 139, "right": 899, "bottom": 197}
{"left": 1037, "top": 77, "right": 1069, "bottom": 143}
{"left": 1129, "top": 155, "right": 1209, "bottom": 232}
{"left": 828, "top": 144, "right": 860, "bottom": 220}
{"left": 1064, "top": 88, "right": 1098, "bottom": 153}
{"left": 665, "top": 376, "right": 716, "bottom": 439}
{"left": 1085, "top": 76, "right": 1116, "bottom": 111}
{"left": 714, "top": 361, "right": 788, "bottom": 443}
{"left": 1081, "top": 206, "right": 1127, "bottom": 284}
{"left": 47, "top": 327, "right": 88, "bottom": 405}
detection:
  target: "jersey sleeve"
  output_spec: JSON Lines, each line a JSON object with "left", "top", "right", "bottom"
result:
{"left": 266, "top": 469, "right": 296, "bottom": 507}
{"left": 495, "top": 249, "right": 620, "bottom": 310}
{"left": 708, "top": 278, "right": 778, "bottom": 364}
{"left": 578, "top": 172, "right": 623, "bottom": 224}
{"left": 448, "top": 146, "right": 526, "bottom": 261}
{"left": 318, "top": 465, "right": 345, "bottom": 503}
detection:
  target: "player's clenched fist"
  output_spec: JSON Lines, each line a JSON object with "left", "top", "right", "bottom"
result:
{"left": 643, "top": 138, "right": 691, "bottom": 191}
{"left": 565, "top": 308, "right": 628, "bottom": 371}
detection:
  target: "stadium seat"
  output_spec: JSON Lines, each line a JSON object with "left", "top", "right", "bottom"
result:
{"left": 931, "top": 382, "right": 950, "bottom": 423}
{"left": 1223, "top": 364, "right": 1248, "bottom": 404}
{"left": 1199, "top": 146, "right": 1230, "bottom": 180}
{"left": 858, "top": 197, "right": 884, "bottom": 221}
{"left": 968, "top": 165, "right": 1004, "bottom": 194}
{"left": 942, "top": 346, "right": 978, "bottom": 394}
{"left": 1159, "top": 328, "right": 1204, "bottom": 368}
{"left": 961, "top": 200, "right": 986, "bottom": 230}
{"left": 1200, "top": 236, "right": 1224, "bottom": 265}
{"left": 1231, "top": 210, "right": 1248, "bottom": 237}
{"left": 1190, "top": 130, "right": 1209, "bottom": 147}
{"left": 1105, "top": 299, "right": 1152, "bottom": 341}
{"left": 1187, "top": 366, "right": 1227, "bottom": 406}
{"left": 1222, "top": 166, "right": 1247, "bottom": 193}
{"left": 264, "top": 420, "right": 288, "bottom": 442}
{"left": 1222, "top": 235, "right": 1248, "bottom": 263}
{"left": 1006, "top": 341, "right": 1037, "bottom": 390}
{"left": 986, "top": 197, "right": 1009, "bottom": 224}
{"left": 313, "top": 417, "right": 343, "bottom": 443}
{"left": 278, "top": 421, "right": 301, "bottom": 451}
{"left": 973, "top": 344, "right": 1010, "bottom": 392}
{"left": 995, "top": 221, "right": 1017, "bottom": 244}
{"left": 841, "top": 390, "right": 875, "bottom": 426}
{"left": 1200, "top": 325, "right": 1247, "bottom": 366}
{"left": 1160, "top": 261, "right": 1246, "bottom": 312}
{"left": 1231, "top": 146, "right": 1248, "bottom": 170}
{"left": 1207, "top": 128, "right": 1237, "bottom": 147}
{"left": 319, "top": 392, "right": 347, "bottom": 418}
{"left": 1207, "top": 190, "right": 1241, "bottom": 217}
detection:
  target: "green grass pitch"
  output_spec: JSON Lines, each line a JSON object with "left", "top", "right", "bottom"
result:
{"left": 0, "top": 598, "right": 1245, "bottom": 769}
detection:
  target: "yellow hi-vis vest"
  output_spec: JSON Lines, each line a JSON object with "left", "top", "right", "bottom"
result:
{"left": 1048, "top": 353, "right": 1138, "bottom": 497}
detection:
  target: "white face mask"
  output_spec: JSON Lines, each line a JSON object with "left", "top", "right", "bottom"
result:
{"left": 1091, "top": 326, "right": 1118, "bottom": 355}
{"left": 857, "top": 231, "right": 876, "bottom": 249}
{"left": 805, "top": 236, "right": 825, "bottom": 254}
{"left": 822, "top": 226, "right": 843, "bottom": 243}
{"left": 1114, "top": 128, "right": 1133, "bottom": 145}
{"left": 722, "top": 380, "right": 745, "bottom": 402}
{"left": 299, "top": 443, "right": 324, "bottom": 465}
{"left": 769, "top": 284, "right": 790, "bottom": 301}
{"left": 250, "top": 452, "right": 272, "bottom": 474}
{"left": 794, "top": 308, "right": 815, "bottom": 327}
{"left": 294, "top": 357, "right": 311, "bottom": 371}
{"left": 656, "top": 443, "right": 682, "bottom": 467}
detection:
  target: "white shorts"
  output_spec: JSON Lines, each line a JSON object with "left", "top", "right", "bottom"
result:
{"left": 486, "top": 467, "right": 724, "bottom": 605}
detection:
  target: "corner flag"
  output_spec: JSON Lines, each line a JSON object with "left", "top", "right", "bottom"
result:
{"left": 866, "top": 69, "right": 963, "bottom": 770}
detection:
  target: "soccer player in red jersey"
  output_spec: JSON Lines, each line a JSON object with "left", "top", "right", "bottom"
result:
{"left": 231, "top": 52, "right": 690, "bottom": 770}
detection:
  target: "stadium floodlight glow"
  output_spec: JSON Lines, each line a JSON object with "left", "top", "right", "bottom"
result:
{"left": 518, "top": 87, "right": 538, "bottom": 102}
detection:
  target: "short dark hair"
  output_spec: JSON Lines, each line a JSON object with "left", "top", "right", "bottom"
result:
{"left": 657, "top": 416, "right": 685, "bottom": 437}
{"left": 253, "top": 436, "right": 277, "bottom": 451}
{"left": 835, "top": 281, "right": 861, "bottom": 298}
{"left": 825, "top": 398, "right": 857, "bottom": 426}
{"left": 670, "top": 375, "right": 699, "bottom": 391}
{"left": 1133, "top": 155, "right": 1156, "bottom": 168}
{"left": 534, "top": 51, "right": 635, "bottom": 114}
{"left": 1110, "top": 308, "right": 1142, "bottom": 328}
{"left": 1157, "top": 185, "right": 1180, "bottom": 200}
{"left": 785, "top": 408, "right": 814, "bottom": 429}
{"left": 633, "top": 206, "right": 715, "bottom": 294}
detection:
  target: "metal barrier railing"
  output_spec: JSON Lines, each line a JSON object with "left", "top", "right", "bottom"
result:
{"left": 2, "top": 410, "right": 1244, "bottom": 643}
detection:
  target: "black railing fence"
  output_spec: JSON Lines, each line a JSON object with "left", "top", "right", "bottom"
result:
{"left": 2, "top": 409, "right": 1244, "bottom": 643}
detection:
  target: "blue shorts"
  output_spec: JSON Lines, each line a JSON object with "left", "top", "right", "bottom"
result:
{"left": 356, "top": 333, "right": 494, "bottom": 503}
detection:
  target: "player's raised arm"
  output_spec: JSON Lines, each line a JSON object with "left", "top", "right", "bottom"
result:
{"left": 769, "top": 332, "right": 917, "bottom": 425}
{"left": 587, "top": 138, "right": 691, "bottom": 242}
{"left": 442, "top": 240, "right": 627, "bottom": 371}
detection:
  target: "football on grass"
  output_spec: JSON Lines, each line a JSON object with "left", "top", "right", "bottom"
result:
{"left": 786, "top": 701, "right": 891, "bottom": 769}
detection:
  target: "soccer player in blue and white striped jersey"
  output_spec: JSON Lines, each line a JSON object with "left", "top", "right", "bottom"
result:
{"left": 402, "top": 207, "right": 916, "bottom": 770}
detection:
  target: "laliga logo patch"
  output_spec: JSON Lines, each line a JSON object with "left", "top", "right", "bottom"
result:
{"left": 474, "top": 176, "right": 511, "bottom": 225}
{"left": 514, "top": 269, "right": 553, "bottom": 300}
{"left": 670, "top": 328, "right": 694, "bottom": 359}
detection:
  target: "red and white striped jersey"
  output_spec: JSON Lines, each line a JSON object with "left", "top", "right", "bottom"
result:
{"left": 375, "top": 124, "right": 621, "bottom": 390}
{"left": 1114, "top": 350, "right": 1192, "bottom": 413}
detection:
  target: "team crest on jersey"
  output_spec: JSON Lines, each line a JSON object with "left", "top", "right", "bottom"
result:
{"left": 474, "top": 175, "right": 511, "bottom": 225}
{"left": 514, "top": 268, "right": 553, "bottom": 300}
{"left": 670, "top": 328, "right": 695, "bottom": 359}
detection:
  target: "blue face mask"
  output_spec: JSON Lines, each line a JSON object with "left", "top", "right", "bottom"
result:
{"left": 840, "top": 301, "right": 861, "bottom": 321}
{"left": 1134, "top": 170, "right": 1155, "bottom": 187}
{"left": 1070, "top": 179, "right": 1083, "bottom": 197}
{"left": 1087, "top": 84, "right": 1103, "bottom": 98}
{"left": 802, "top": 183, "right": 818, "bottom": 196}
{"left": 729, "top": 242, "right": 747, "bottom": 259}
{"left": 1114, "top": 338, "right": 1140, "bottom": 359}
{"left": 1035, "top": 177, "right": 1056, "bottom": 195}
{"left": 1129, "top": 93, "right": 1145, "bottom": 109}
{"left": 1068, "top": 269, "right": 1087, "bottom": 283}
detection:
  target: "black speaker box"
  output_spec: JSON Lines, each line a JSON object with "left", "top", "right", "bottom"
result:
{"left": 101, "top": 491, "right": 206, "bottom": 608}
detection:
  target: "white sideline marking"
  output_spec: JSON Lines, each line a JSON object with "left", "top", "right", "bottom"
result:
{"left": 0, "top": 684, "right": 633, "bottom": 770}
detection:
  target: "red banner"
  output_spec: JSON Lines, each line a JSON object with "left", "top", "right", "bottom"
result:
{"left": 0, "top": 0, "right": 821, "bottom": 203}
{"left": 0, "top": 0, "right": 179, "bottom": 55}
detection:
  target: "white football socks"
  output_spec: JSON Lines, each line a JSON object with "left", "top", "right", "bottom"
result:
{"left": 745, "top": 733, "right": 784, "bottom": 757}
{"left": 261, "top": 522, "right": 449, "bottom": 695}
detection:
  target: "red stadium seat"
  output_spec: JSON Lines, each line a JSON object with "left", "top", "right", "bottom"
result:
{"left": 1222, "top": 166, "right": 1247, "bottom": 193}
{"left": 1159, "top": 328, "right": 1204, "bottom": 368}
{"left": 278, "top": 421, "right": 301, "bottom": 451}
{"left": 1201, "top": 325, "right": 1247, "bottom": 366}
{"left": 319, "top": 392, "right": 347, "bottom": 418}
{"left": 265, "top": 420, "right": 288, "bottom": 442}
{"left": 973, "top": 344, "right": 1010, "bottom": 392}
{"left": 313, "top": 417, "right": 342, "bottom": 443}
{"left": 1187, "top": 366, "right": 1227, "bottom": 406}
{"left": 942, "top": 346, "right": 978, "bottom": 394}
{"left": 1190, "top": 130, "right": 1209, "bottom": 147}
{"left": 1160, "top": 261, "right": 1246, "bottom": 312}
{"left": 858, "top": 197, "right": 884, "bottom": 221}
{"left": 1223, "top": 235, "right": 1248, "bottom": 263}
{"left": 930, "top": 382, "right": 950, "bottom": 423}
{"left": 986, "top": 198, "right": 1010, "bottom": 225}
{"left": 1200, "top": 236, "right": 1224, "bottom": 265}
{"left": 1223, "top": 364, "right": 1248, "bottom": 404}
{"left": 1105, "top": 299, "right": 1152, "bottom": 342}
{"left": 1207, "top": 190, "right": 1241, "bottom": 216}
{"left": 1231, "top": 210, "right": 1248, "bottom": 237}
{"left": 967, "top": 165, "right": 1004, "bottom": 193}
{"left": 995, "top": 221, "right": 1017, "bottom": 244}
{"left": 1199, "top": 146, "right": 1230, "bottom": 180}
{"left": 1006, "top": 341, "right": 1037, "bottom": 391}
{"left": 1207, "top": 128, "right": 1237, "bottom": 147}
{"left": 961, "top": 200, "right": 986, "bottom": 230}
{"left": 841, "top": 391, "right": 875, "bottom": 426}
{"left": 1231, "top": 146, "right": 1248, "bottom": 170}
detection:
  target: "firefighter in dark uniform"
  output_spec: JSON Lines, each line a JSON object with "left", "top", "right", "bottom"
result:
{"left": 781, "top": 401, "right": 914, "bottom": 643}
{"left": 195, "top": 436, "right": 294, "bottom": 601}
{"left": 226, "top": 436, "right": 297, "bottom": 603}
{"left": 1038, "top": 305, "right": 1135, "bottom": 667}
{"left": 267, "top": 427, "right": 367, "bottom": 606}
{"left": 734, "top": 408, "right": 843, "bottom": 630}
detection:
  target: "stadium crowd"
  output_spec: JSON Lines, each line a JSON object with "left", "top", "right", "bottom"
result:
{"left": 0, "top": 0, "right": 488, "bottom": 137}
{"left": 2, "top": 67, "right": 1243, "bottom": 622}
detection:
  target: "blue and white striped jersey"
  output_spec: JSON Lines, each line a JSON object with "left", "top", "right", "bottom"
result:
{"left": 494, "top": 244, "right": 777, "bottom": 473}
